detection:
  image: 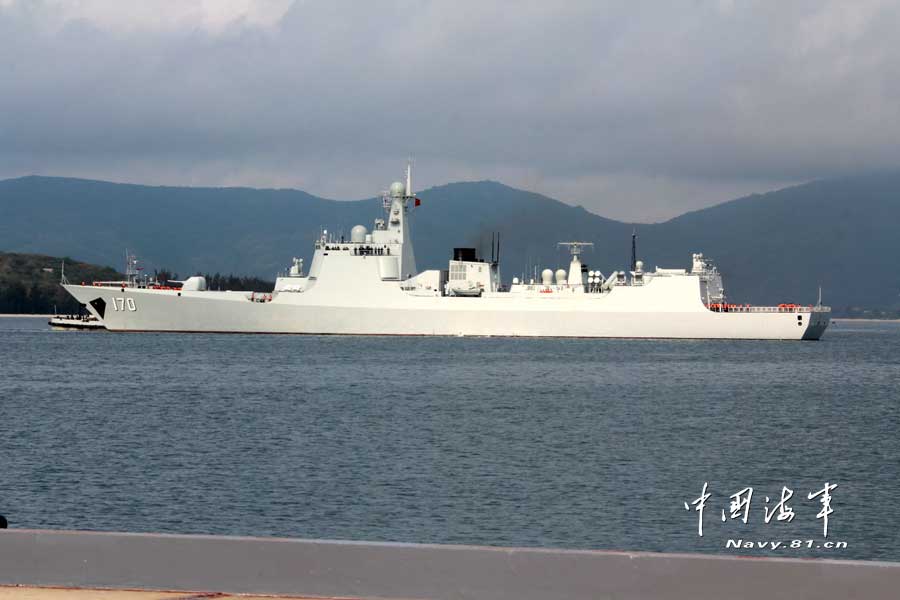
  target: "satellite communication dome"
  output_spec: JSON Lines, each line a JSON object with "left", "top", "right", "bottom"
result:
{"left": 541, "top": 269, "right": 554, "bottom": 285}
{"left": 555, "top": 269, "right": 567, "bottom": 285}
{"left": 635, "top": 260, "right": 644, "bottom": 272}
{"left": 390, "top": 181, "right": 406, "bottom": 197}
{"left": 351, "top": 225, "right": 368, "bottom": 243}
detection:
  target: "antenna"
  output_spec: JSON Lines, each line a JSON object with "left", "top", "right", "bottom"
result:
{"left": 558, "top": 242, "right": 594, "bottom": 257}
{"left": 631, "top": 229, "right": 637, "bottom": 272}
{"left": 493, "top": 231, "right": 501, "bottom": 290}
{"left": 60, "top": 260, "right": 68, "bottom": 285}
{"left": 406, "top": 158, "right": 413, "bottom": 197}
{"left": 817, "top": 286, "right": 823, "bottom": 307}
{"left": 124, "top": 249, "right": 142, "bottom": 286}
{"left": 489, "top": 232, "right": 501, "bottom": 264}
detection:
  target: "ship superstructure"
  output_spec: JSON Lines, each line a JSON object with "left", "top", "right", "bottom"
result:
{"left": 62, "top": 166, "right": 830, "bottom": 339}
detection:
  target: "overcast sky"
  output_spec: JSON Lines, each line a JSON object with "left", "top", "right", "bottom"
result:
{"left": 2, "top": 1, "right": 899, "bottom": 221}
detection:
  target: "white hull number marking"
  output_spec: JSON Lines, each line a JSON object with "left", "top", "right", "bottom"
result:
{"left": 111, "top": 297, "right": 137, "bottom": 311}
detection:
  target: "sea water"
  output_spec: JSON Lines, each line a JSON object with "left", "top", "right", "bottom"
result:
{"left": 1, "top": 317, "right": 897, "bottom": 561}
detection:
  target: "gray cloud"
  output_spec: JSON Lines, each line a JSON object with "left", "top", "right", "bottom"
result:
{"left": 2, "top": 0, "right": 899, "bottom": 221}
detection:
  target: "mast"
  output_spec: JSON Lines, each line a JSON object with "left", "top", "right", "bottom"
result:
{"left": 406, "top": 159, "right": 412, "bottom": 198}
{"left": 631, "top": 229, "right": 637, "bottom": 272}
{"left": 490, "top": 232, "right": 501, "bottom": 265}
{"left": 486, "top": 231, "right": 501, "bottom": 291}
{"left": 558, "top": 242, "right": 594, "bottom": 287}
{"left": 379, "top": 163, "right": 417, "bottom": 279}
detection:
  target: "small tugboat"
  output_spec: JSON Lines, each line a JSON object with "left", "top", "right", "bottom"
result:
{"left": 48, "top": 313, "right": 105, "bottom": 330}
{"left": 49, "top": 262, "right": 107, "bottom": 330}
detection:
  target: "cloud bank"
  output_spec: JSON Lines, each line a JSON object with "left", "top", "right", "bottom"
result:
{"left": 2, "top": 0, "right": 899, "bottom": 220}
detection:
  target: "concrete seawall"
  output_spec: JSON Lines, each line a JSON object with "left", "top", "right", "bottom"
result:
{"left": 1, "top": 529, "right": 899, "bottom": 599}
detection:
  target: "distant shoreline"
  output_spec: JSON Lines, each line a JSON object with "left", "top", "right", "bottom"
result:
{"left": 833, "top": 318, "right": 900, "bottom": 323}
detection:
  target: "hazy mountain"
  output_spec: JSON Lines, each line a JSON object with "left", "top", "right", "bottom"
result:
{"left": 2, "top": 172, "right": 899, "bottom": 312}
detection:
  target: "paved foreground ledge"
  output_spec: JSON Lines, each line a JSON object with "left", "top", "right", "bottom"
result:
{"left": 0, "top": 588, "right": 321, "bottom": 599}
{"left": 2, "top": 529, "right": 899, "bottom": 600}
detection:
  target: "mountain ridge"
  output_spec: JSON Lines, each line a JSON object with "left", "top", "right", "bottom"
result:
{"left": 2, "top": 172, "right": 899, "bottom": 311}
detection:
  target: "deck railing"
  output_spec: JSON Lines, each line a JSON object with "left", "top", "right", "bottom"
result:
{"left": 706, "top": 304, "right": 831, "bottom": 314}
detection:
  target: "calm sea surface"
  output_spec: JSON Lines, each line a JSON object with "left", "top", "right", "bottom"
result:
{"left": 1, "top": 317, "right": 898, "bottom": 561}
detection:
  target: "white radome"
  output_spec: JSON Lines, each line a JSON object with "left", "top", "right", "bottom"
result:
{"left": 389, "top": 181, "right": 405, "bottom": 197}
{"left": 350, "top": 225, "right": 368, "bottom": 243}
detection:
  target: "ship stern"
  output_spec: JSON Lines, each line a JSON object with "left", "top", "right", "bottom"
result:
{"left": 802, "top": 307, "right": 831, "bottom": 340}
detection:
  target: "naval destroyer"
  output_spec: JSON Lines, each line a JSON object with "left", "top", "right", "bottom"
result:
{"left": 62, "top": 166, "right": 830, "bottom": 339}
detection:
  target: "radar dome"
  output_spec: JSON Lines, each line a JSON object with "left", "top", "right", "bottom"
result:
{"left": 350, "top": 225, "right": 368, "bottom": 243}
{"left": 555, "top": 269, "right": 567, "bottom": 285}
{"left": 390, "top": 181, "right": 406, "bottom": 197}
{"left": 635, "top": 260, "right": 644, "bottom": 272}
{"left": 541, "top": 269, "right": 554, "bottom": 285}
